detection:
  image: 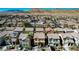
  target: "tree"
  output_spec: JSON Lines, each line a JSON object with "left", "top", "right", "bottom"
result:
{"left": 24, "top": 22, "right": 33, "bottom": 27}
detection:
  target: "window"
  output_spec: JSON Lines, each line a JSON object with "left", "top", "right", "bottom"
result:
{"left": 54, "top": 43, "right": 56, "bottom": 46}
{"left": 56, "top": 44, "right": 58, "bottom": 46}
{"left": 34, "top": 42, "right": 37, "bottom": 45}
{"left": 50, "top": 38, "right": 52, "bottom": 41}
{"left": 55, "top": 39, "right": 58, "bottom": 42}
{"left": 68, "top": 43, "right": 70, "bottom": 46}
{"left": 71, "top": 43, "right": 73, "bottom": 46}
{"left": 35, "top": 39, "right": 37, "bottom": 41}
{"left": 49, "top": 38, "right": 53, "bottom": 43}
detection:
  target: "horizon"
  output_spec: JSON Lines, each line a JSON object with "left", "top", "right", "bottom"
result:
{"left": 0, "top": 8, "right": 79, "bottom": 11}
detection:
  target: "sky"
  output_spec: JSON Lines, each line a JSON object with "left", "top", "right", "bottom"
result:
{"left": 0, "top": 8, "right": 79, "bottom": 11}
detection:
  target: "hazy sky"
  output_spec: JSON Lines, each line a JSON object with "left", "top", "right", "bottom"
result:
{"left": 0, "top": 8, "right": 79, "bottom": 11}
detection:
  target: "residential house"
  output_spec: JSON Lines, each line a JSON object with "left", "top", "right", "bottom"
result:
{"left": 5, "top": 27, "right": 15, "bottom": 31}
{"left": 47, "top": 33, "right": 60, "bottom": 48}
{"left": 71, "top": 33, "right": 79, "bottom": 48}
{"left": 54, "top": 28, "right": 65, "bottom": 33}
{"left": 17, "top": 22, "right": 23, "bottom": 27}
{"left": 35, "top": 28, "right": 44, "bottom": 32}
{"left": 60, "top": 33, "right": 75, "bottom": 50}
{"left": 19, "top": 33, "right": 30, "bottom": 49}
{"left": 25, "top": 27, "right": 34, "bottom": 32}
{"left": 14, "top": 27, "right": 23, "bottom": 32}
{"left": 33, "top": 32, "right": 45, "bottom": 47}
{"left": 64, "top": 28, "right": 74, "bottom": 33}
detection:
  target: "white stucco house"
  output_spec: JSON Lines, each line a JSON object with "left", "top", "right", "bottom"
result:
{"left": 47, "top": 33, "right": 60, "bottom": 48}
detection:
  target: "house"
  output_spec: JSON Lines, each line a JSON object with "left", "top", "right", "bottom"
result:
{"left": 24, "top": 28, "right": 34, "bottom": 35}
{"left": 5, "top": 22, "right": 14, "bottom": 27}
{"left": 64, "top": 28, "right": 74, "bottom": 33}
{"left": 54, "top": 28, "right": 65, "bottom": 33}
{"left": 67, "top": 21, "right": 76, "bottom": 29}
{"left": 3, "top": 31, "right": 18, "bottom": 38}
{"left": 71, "top": 33, "right": 79, "bottom": 48}
{"left": 33, "top": 32, "right": 45, "bottom": 47}
{"left": 19, "top": 33, "right": 28, "bottom": 40}
{"left": 45, "top": 27, "right": 53, "bottom": 33}
{"left": 5, "top": 27, "right": 15, "bottom": 31}
{"left": 19, "top": 33, "right": 30, "bottom": 49}
{"left": 3, "top": 31, "right": 18, "bottom": 45}
{"left": 14, "top": 27, "right": 23, "bottom": 32}
{"left": 0, "top": 31, "right": 13, "bottom": 45}
{"left": 25, "top": 28, "right": 34, "bottom": 32}
{"left": 36, "top": 20, "right": 44, "bottom": 25}
{"left": 17, "top": 19, "right": 22, "bottom": 22}
{"left": 0, "top": 37, "right": 7, "bottom": 46}
{"left": 35, "top": 28, "right": 44, "bottom": 32}
{"left": 6, "top": 19, "right": 11, "bottom": 22}
{"left": 0, "top": 19, "right": 5, "bottom": 25}
{"left": 0, "top": 27, "right": 5, "bottom": 31}
{"left": 60, "top": 33, "right": 74, "bottom": 44}
{"left": 74, "top": 29, "right": 79, "bottom": 33}
{"left": 49, "top": 22, "right": 55, "bottom": 28}
{"left": 60, "top": 33, "right": 75, "bottom": 50}
{"left": 17, "top": 22, "right": 23, "bottom": 27}
{"left": 35, "top": 21, "right": 44, "bottom": 27}
{"left": 0, "top": 20, "right": 5, "bottom": 29}
{"left": 0, "top": 31, "right": 7, "bottom": 37}
{"left": 12, "top": 19, "right": 17, "bottom": 27}
{"left": 47, "top": 33, "right": 60, "bottom": 48}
